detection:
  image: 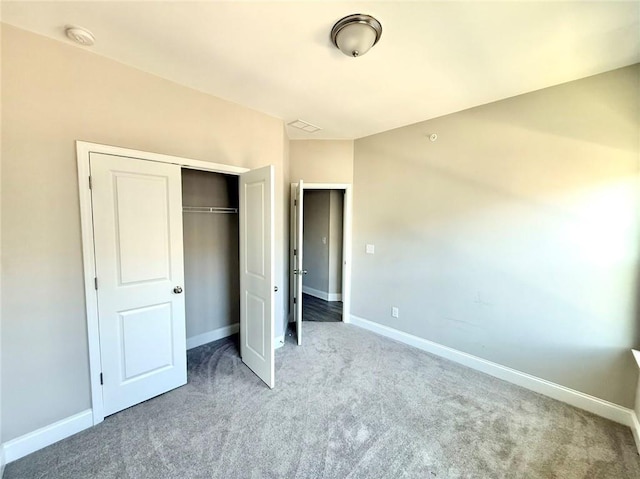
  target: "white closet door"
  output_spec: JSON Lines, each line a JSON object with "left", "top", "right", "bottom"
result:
{"left": 90, "top": 152, "right": 187, "bottom": 416}
{"left": 239, "top": 165, "right": 275, "bottom": 388}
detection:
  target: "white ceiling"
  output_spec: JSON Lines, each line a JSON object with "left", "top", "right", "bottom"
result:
{"left": 2, "top": 1, "right": 639, "bottom": 139}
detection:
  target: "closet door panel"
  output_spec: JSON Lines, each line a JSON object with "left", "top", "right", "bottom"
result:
{"left": 91, "top": 152, "right": 187, "bottom": 416}
{"left": 239, "top": 165, "right": 275, "bottom": 388}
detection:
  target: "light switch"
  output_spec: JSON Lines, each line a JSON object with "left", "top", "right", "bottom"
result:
{"left": 366, "top": 244, "right": 375, "bottom": 254}
{"left": 322, "top": 237, "right": 327, "bottom": 244}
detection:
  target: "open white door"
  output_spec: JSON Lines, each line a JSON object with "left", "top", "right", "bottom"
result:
{"left": 240, "top": 165, "right": 275, "bottom": 388}
{"left": 91, "top": 153, "right": 187, "bottom": 416}
{"left": 294, "top": 181, "right": 305, "bottom": 345}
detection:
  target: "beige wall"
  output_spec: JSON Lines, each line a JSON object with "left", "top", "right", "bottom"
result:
{"left": 182, "top": 170, "right": 239, "bottom": 339}
{"left": 289, "top": 140, "right": 354, "bottom": 184}
{"left": 282, "top": 128, "right": 291, "bottom": 322}
{"left": 352, "top": 64, "right": 640, "bottom": 408}
{"left": 1, "top": 25, "right": 287, "bottom": 442}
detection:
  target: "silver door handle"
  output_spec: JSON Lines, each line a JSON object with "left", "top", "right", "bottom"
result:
{"left": 293, "top": 270, "right": 308, "bottom": 275}
{"left": 173, "top": 286, "right": 183, "bottom": 294}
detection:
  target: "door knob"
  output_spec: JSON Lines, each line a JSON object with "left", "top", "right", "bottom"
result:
{"left": 173, "top": 286, "right": 183, "bottom": 294}
{"left": 301, "top": 270, "right": 308, "bottom": 275}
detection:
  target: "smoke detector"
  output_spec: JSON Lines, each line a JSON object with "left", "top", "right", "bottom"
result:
{"left": 65, "top": 26, "right": 95, "bottom": 46}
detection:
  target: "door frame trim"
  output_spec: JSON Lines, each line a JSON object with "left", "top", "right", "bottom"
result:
{"left": 76, "top": 141, "right": 249, "bottom": 425}
{"left": 288, "top": 182, "right": 353, "bottom": 326}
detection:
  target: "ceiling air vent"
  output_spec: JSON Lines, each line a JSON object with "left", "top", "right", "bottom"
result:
{"left": 287, "top": 119, "right": 321, "bottom": 133}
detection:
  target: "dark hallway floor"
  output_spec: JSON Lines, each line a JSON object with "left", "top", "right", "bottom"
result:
{"left": 302, "top": 293, "right": 342, "bottom": 322}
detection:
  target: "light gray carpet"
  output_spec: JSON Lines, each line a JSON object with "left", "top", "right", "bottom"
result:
{"left": 5, "top": 322, "right": 640, "bottom": 478}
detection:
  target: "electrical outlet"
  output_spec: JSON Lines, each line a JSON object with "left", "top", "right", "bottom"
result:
{"left": 366, "top": 244, "right": 375, "bottom": 254}
{"left": 392, "top": 307, "right": 399, "bottom": 318}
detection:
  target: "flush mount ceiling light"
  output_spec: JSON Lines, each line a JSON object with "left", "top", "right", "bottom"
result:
{"left": 330, "top": 13, "right": 382, "bottom": 58}
{"left": 65, "top": 25, "right": 95, "bottom": 46}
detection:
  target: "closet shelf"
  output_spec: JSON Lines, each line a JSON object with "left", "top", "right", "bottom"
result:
{"left": 183, "top": 206, "right": 238, "bottom": 214}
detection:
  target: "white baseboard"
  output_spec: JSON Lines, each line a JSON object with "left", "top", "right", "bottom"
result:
{"left": 3, "top": 409, "right": 93, "bottom": 464}
{"left": 186, "top": 323, "right": 239, "bottom": 350}
{"left": 302, "top": 286, "right": 329, "bottom": 301}
{"left": 302, "top": 286, "right": 342, "bottom": 302}
{"left": 349, "top": 315, "right": 637, "bottom": 430}
{"left": 186, "top": 324, "right": 285, "bottom": 351}
{"left": 631, "top": 411, "right": 640, "bottom": 454}
{"left": 1, "top": 444, "right": 5, "bottom": 477}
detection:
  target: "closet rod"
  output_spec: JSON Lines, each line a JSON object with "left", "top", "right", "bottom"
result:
{"left": 182, "top": 206, "right": 238, "bottom": 214}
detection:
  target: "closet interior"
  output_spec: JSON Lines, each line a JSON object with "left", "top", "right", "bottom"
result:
{"left": 181, "top": 168, "right": 240, "bottom": 346}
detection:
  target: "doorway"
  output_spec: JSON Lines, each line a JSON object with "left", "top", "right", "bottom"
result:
{"left": 301, "top": 189, "right": 344, "bottom": 322}
{"left": 289, "top": 182, "right": 352, "bottom": 345}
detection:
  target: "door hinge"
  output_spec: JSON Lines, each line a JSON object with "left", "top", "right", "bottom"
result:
{"left": 88, "top": 176, "right": 92, "bottom": 189}
{"left": 94, "top": 277, "right": 98, "bottom": 290}
{"left": 100, "top": 373, "right": 103, "bottom": 385}
{"left": 293, "top": 297, "right": 297, "bottom": 304}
